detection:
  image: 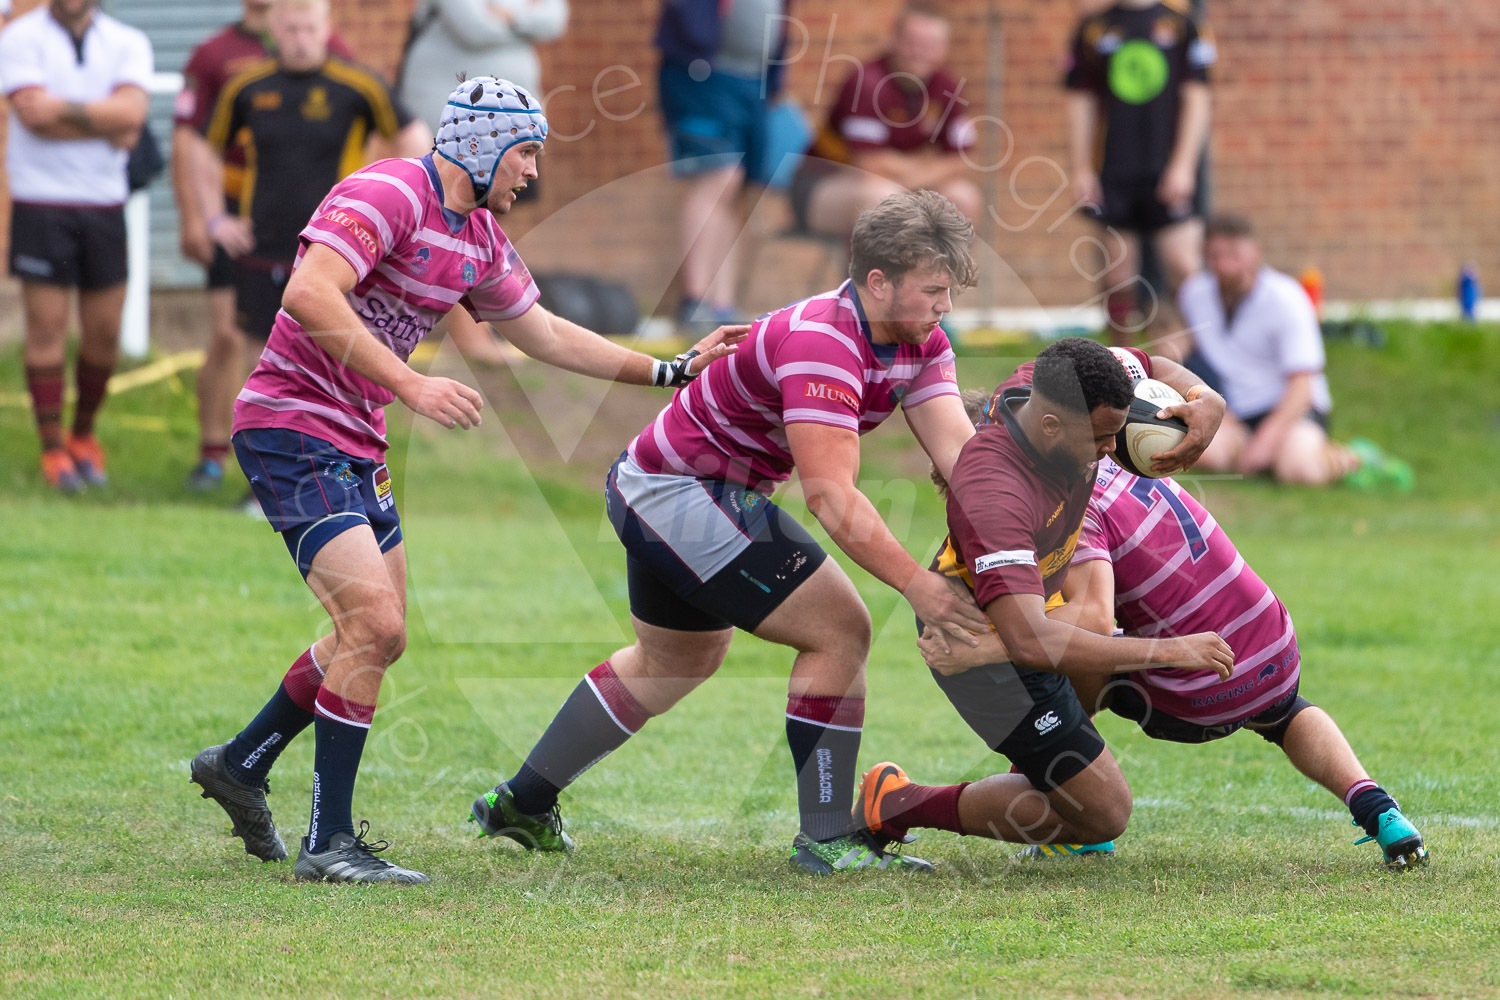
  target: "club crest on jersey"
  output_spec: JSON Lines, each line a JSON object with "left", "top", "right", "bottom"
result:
{"left": 889, "top": 384, "right": 909, "bottom": 406}
{"left": 409, "top": 246, "right": 431, "bottom": 276}
{"left": 327, "top": 461, "right": 358, "bottom": 488}
{"left": 462, "top": 260, "right": 477, "bottom": 288}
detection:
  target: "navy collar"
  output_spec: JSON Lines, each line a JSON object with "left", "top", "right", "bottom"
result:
{"left": 843, "top": 281, "right": 899, "bottom": 364}
{"left": 421, "top": 154, "right": 470, "bottom": 236}
{"left": 995, "top": 385, "right": 1095, "bottom": 485}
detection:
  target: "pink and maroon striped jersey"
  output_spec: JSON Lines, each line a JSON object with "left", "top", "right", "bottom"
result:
{"left": 627, "top": 281, "right": 960, "bottom": 491}
{"left": 232, "top": 155, "right": 538, "bottom": 460}
{"left": 1073, "top": 457, "right": 1300, "bottom": 724}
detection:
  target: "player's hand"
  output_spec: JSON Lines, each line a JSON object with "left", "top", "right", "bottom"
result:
{"left": 209, "top": 216, "right": 255, "bottom": 258}
{"left": 903, "top": 570, "right": 987, "bottom": 653}
{"left": 399, "top": 373, "right": 484, "bottom": 430}
{"left": 684, "top": 324, "right": 751, "bottom": 376}
{"left": 1150, "top": 390, "right": 1224, "bottom": 474}
{"left": 917, "top": 625, "right": 1001, "bottom": 676}
{"left": 1156, "top": 162, "right": 1196, "bottom": 213}
{"left": 180, "top": 220, "right": 214, "bottom": 267}
{"left": 1147, "top": 631, "right": 1234, "bottom": 680}
{"left": 1071, "top": 168, "right": 1103, "bottom": 211}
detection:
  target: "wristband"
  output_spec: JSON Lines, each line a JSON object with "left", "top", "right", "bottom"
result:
{"left": 207, "top": 215, "right": 228, "bottom": 236}
{"left": 652, "top": 349, "right": 701, "bottom": 388}
{"left": 1184, "top": 384, "right": 1209, "bottom": 402}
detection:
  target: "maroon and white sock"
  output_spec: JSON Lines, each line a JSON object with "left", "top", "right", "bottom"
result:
{"left": 282, "top": 646, "right": 325, "bottom": 713}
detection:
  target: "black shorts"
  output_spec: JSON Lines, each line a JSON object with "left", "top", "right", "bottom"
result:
{"left": 928, "top": 657, "right": 1106, "bottom": 792}
{"left": 8, "top": 202, "right": 128, "bottom": 290}
{"left": 604, "top": 452, "right": 827, "bottom": 632}
{"left": 1088, "top": 173, "right": 1202, "bottom": 234}
{"left": 234, "top": 261, "right": 292, "bottom": 341}
{"left": 1106, "top": 677, "right": 1304, "bottom": 744}
{"left": 207, "top": 245, "right": 237, "bottom": 289}
{"left": 1241, "top": 409, "right": 1331, "bottom": 434}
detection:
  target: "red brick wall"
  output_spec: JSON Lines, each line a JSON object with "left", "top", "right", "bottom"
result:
{"left": 5, "top": 0, "right": 1499, "bottom": 311}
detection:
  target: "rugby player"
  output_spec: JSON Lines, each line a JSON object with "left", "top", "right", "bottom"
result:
{"left": 188, "top": 77, "right": 745, "bottom": 884}
{"left": 893, "top": 406, "right": 1428, "bottom": 866}
{"left": 841, "top": 337, "right": 1235, "bottom": 857}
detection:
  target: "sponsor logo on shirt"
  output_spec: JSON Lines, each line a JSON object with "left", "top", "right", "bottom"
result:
{"left": 940, "top": 366, "right": 957, "bottom": 382}
{"left": 804, "top": 380, "right": 860, "bottom": 410}
{"left": 354, "top": 296, "right": 434, "bottom": 349}
{"left": 252, "top": 90, "right": 282, "bottom": 111}
{"left": 1034, "top": 711, "right": 1061, "bottom": 735}
{"left": 323, "top": 208, "right": 378, "bottom": 256}
{"left": 1039, "top": 523, "right": 1085, "bottom": 579}
{"left": 1045, "top": 499, "right": 1067, "bottom": 527}
{"left": 975, "top": 549, "right": 1037, "bottom": 573}
{"left": 408, "top": 246, "right": 430, "bottom": 277}
{"left": 373, "top": 466, "right": 394, "bottom": 511}
{"left": 301, "top": 85, "right": 331, "bottom": 122}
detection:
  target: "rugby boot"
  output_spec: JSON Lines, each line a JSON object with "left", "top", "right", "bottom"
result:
{"left": 65, "top": 433, "right": 108, "bottom": 488}
{"left": 790, "top": 831, "right": 935, "bottom": 875}
{"left": 852, "top": 761, "right": 925, "bottom": 849}
{"left": 469, "top": 780, "right": 573, "bottom": 852}
{"left": 1355, "top": 808, "right": 1428, "bottom": 869}
{"left": 294, "top": 822, "right": 429, "bottom": 884}
{"left": 189, "top": 742, "right": 288, "bottom": 861}
{"left": 1016, "top": 841, "right": 1116, "bottom": 859}
{"left": 41, "top": 448, "right": 83, "bottom": 494}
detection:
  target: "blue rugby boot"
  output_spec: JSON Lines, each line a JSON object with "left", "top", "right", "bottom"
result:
{"left": 1016, "top": 841, "right": 1116, "bottom": 859}
{"left": 1355, "top": 808, "right": 1428, "bottom": 869}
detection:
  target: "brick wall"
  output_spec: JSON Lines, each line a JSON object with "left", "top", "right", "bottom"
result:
{"left": 4, "top": 0, "right": 1499, "bottom": 313}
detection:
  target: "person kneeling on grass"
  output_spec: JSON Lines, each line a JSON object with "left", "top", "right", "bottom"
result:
{"left": 856, "top": 388, "right": 1428, "bottom": 869}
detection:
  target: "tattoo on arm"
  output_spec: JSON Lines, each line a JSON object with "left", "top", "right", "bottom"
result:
{"left": 62, "top": 102, "right": 92, "bottom": 131}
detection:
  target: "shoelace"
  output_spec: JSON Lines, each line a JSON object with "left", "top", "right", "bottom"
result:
{"left": 349, "top": 820, "right": 396, "bottom": 867}
{"left": 546, "top": 805, "right": 565, "bottom": 835}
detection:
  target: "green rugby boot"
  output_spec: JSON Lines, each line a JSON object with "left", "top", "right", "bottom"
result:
{"left": 789, "top": 831, "right": 935, "bottom": 874}
{"left": 1355, "top": 808, "right": 1428, "bottom": 870}
{"left": 469, "top": 781, "right": 574, "bottom": 852}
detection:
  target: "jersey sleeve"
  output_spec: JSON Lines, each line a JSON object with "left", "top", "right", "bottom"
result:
{"left": 1274, "top": 279, "right": 1326, "bottom": 375}
{"left": 1072, "top": 500, "right": 1112, "bottom": 566}
{"left": 946, "top": 433, "right": 1045, "bottom": 606}
{"left": 465, "top": 237, "right": 540, "bottom": 323}
{"left": 834, "top": 65, "right": 892, "bottom": 153}
{"left": 203, "top": 71, "right": 251, "bottom": 154}
{"left": 300, "top": 173, "right": 414, "bottom": 282}
{"left": 932, "top": 71, "right": 977, "bottom": 153}
{"left": 174, "top": 42, "right": 214, "bottom": 129}
{"left": 902, "top": 333, "right": 960, "bottom": 409}
{"left": 1063, "top": 18, "right": 1102, "bottom": 92}
{"left": 773, "top": 327, "right": 864, "bottom": 433}
{"left": 1184, "top": 16, "right": 1216, "bottom": 84}
{"left": 0, "top": 23, "right": 46, "bottom": 95}
{"left": 115, "top": 27, "right": 154, "bottom": 92}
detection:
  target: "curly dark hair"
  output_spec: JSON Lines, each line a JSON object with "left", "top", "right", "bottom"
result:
{"left": 1031, "top": 337, "right": 1132, "bottom": 414}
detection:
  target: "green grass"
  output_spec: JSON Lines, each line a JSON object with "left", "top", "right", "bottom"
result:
{"left": 2, "top": 325, "right": 1498, "bottom": 999}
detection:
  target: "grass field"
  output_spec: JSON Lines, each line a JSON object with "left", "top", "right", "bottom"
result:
{"left": 2, "top": 324, "right": 1498, "bottom": 999}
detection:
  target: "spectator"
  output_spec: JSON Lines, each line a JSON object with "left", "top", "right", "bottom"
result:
{"left": 657, "top": 0, "right": 790, "bottom": 332}
{"left": 1179, "top": 215, "right": 1411, "bottom": 488}
{"left": 2, "top": 0, "right": 152, "bottom": 493}
{"left": 1065, "top": 0, "right": 1213, "bottom": 346}
{"left": 173, "top": 0, "right": 360, "bottom": 492}
{"left": 789, "top": 2, "right": 981, "bottom": 241}
{"left": 193, "top": 0, "right": 426, "bottom": 454}
{"left": 396, "top": 0, "right": 568, "bottom": 365}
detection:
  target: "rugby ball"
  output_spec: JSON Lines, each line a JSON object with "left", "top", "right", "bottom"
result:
{"left": 1114, "top": 378, "right": 1189, "bottom": 478}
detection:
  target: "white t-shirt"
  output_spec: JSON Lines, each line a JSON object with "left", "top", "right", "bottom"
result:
{"left": 1178, "top": 266, "right": 1333, "bottom": 419}
{"left": 0, "top": 7, "right": 154, "bottom": 206}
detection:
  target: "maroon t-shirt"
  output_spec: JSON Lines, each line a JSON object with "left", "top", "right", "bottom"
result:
{"left": 173, "top": 22, "right": 353, "bottom": 198}
{"left": 806, "top": 54, "right": 976, "bottom": 167}
{"left": 939, "top": 348, "right": 1151, "bottom": 610}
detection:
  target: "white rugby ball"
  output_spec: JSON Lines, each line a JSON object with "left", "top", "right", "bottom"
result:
{"left": 1114, "top": 378, "right": 1188, "bottom": 478}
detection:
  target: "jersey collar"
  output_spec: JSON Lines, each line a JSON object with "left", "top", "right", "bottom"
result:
{"left": 421, "top": 154, "right": 469, "bottom": 235}
{"left": 842, "top": 280, "right": 900, "bottom": 364}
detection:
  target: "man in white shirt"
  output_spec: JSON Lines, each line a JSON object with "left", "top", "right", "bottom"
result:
{"left": 1, "top": 0, "right": 153, "bottom": 493}
{"left": 1177, "top": 214, "right": 1408, "bottom": 487}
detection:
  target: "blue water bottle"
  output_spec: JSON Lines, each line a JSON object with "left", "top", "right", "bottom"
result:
{"left": 1458, "top": 264, "right": 1480, "bottom": 321}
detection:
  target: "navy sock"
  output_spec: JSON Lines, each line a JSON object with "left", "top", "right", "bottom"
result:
{"left": 786, "top": 694, "right": 864, "bottom": 843}
{"left": 308, "top": 689, "right": 374, "bottom": 853}
{"left": 1348, "top": 783, "right": 1399, "bottom": 838}
{"left": 225, "top": 685, "right": 313, "bottom": 784}
{"left": 509, "top": 662, "right": 652, "bottom": 815}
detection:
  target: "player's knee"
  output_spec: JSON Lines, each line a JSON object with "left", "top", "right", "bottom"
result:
{"left": 345, "top": 605, "right": 407, "bottom": 665}
{"left": 1081, "top": 790, "right": 1132, "bottom": 843}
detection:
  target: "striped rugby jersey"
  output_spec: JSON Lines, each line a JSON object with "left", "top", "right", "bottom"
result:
{"left": 1073, "top": 457, "right": 1300, "bottom": 724}
{"left": 233, "top": 155, "right": 538, "bottom": 460}
{"left": 628, "top": 281, "right": 959, "bottom": 492}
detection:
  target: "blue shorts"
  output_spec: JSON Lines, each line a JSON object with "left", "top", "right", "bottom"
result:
{"left": 233, "top": 428, "right": 402, "bottom": 578}
{"left": 658, "top": 60, "right": 770, "bottom": 184}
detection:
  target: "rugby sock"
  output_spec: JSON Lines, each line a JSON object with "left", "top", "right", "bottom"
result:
{"left": 1345, "top": 779, "right": 1399, "bottom": 838}
{"left": 224, "top": 647, "right": 324, "bottom": 785}
{"left": 200, "top": 441, "right": 231, "bottom": 465}
{"left": 508, "top": 661, "right": 653, "bottom": 815}
{"left": 878, "top": 780, "right": 970, "bottom": 838}
{"left": 71, "top": 357, "right": 115, "bottom": 436}
{"left": 308, "top": 687, "right": 375, "bottom": 853}
{"left": 25, "top": 363, "right": 66, "bottom": 450}
{"left": 786, "top": 694, "right": 864, "bottom": 843}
